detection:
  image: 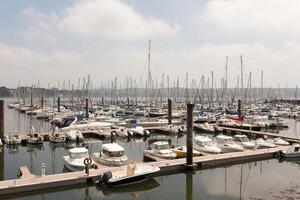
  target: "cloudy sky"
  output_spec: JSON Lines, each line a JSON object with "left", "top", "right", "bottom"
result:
{"left": 0, "top": 0, "right": 299, "bottom": 88}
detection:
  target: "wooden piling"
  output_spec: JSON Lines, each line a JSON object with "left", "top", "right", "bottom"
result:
{"left": 85, "top": 98, "right": 89, "bottom": 119}
{"left": 57, "top": 97, "right": 60, "bottom": 112}
{"left": 101, "top": 97, "right": 104, "bottom": 105}
{"left": 186, "top": 172, "right": 193, "bottom": 200}
{"left": 238, "top": 99, "right": 241, "bottom": 117}
{"left": 0, "top": 100, "right": 3, "bottom": 140}
{"left": 168, "top": 98, "right": 172, "bottom": 125}
{"left": 127, "top": 98, "right": 130, "bottom": 108}
{"left": 186, "top": 103, "right": 194, "bottom": 169}
{"left": 41, "top": 97, "right": 43, "bottom": 108}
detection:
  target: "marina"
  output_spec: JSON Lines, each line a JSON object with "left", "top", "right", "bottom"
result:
{"left": 2, "top": 1, "right": 300, "bottom": 199}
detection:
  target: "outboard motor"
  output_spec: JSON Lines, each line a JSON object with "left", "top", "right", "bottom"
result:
{"left": 97, "top": 171, "right": 112, "bottom": 186}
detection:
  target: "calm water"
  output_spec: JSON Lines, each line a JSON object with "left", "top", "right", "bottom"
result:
{"left": 1, "top": 98, "right": 300, "bottom": 200}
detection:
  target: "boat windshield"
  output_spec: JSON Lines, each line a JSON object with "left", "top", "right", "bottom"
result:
{"left": 157, "top": 144, "right": 170, "bottom": 150}
{"left": 224, "top": 138, "right": 234, "bottom": 144}
{"left": 70, "top": 152, "right": 88, "bottom": 159}
{"left": 236, "top": 137, "right": 249, "bottom": 142}
{"left": 103, "top": 149, "right": 124, "bottom": 157}
{"left": 203, "top": 141, "right": 213, "bottom": 146}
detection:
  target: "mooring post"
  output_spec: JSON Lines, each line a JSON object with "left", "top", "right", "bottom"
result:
{"left": 0, "top": 100, "right": 4, "bottom": 140}
{"left": 57, "top": 97, "right": 60, "bottom": 112}
{"left": 41, "top": 97, "right": 44, "bottom": 108}
{"left": 168, "top": 98, "right": 172, "bottom": 125}
{"left": 186, "top": 172, "right": 193, "bottom": 200}
{"left": 127, "top": 97, "right": 130, "bottom": 108}
{"left": 186, "top": 102, "right": 194, "bottom": 170}
{"left": 86, "top": 98, "right": 89, "bottom": 119}
{"left": 238, "top": 99, "right": 241, "bottom": 117}
{"left": 102, "top": 97, "right": 104, "bottom": 105}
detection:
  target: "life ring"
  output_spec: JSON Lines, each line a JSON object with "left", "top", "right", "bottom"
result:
{"left": 84, "top": 157, "right": 92, "bottom": 166}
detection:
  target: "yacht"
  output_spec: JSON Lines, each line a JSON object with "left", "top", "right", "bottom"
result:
{"left": 194, "top": 135, "right": 221, "bottom": 154}
{"left": 233, "top": 135, "right": 256, "bottom": 149}
{"left": 65, "top": 130, "right": 84, "bottom": 142}
{"left": 144, "top": 141, "right": 177, "bottom": 159}
{"left": 215, "top": 135, "right": 244, "bottom": 153}
{"left": 4, "top": 135, "right": 22, "bottom": 145}
{"left": 49, "top": 133, "right": 66, "bottom": 143}
{"left": 63, "top": 147, "right": 93, "bottom": 171}
{"left": 280, "top": 144, "right": 300, "bottom": 158}
{"left": 194, "top": 123, "right": 215, "bottom": 133}
{"left": 131, "top": 126, "right": 150, "bottom": 137}
{"left": 255, "top": 138, "right": 276, "bottom": 149}
{"left": 97, "top": 162, "right": 160, "bottom": 186}
{"left": 27, "top": 133, "right": 43, "bottom": 144}
{"left": 267, "top": 137, "right": 289, "bottom": 146}
{"left": 93, "top": 143, "right": 128, "bottom": 166}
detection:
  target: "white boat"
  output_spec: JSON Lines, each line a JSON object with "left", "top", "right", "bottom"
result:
{"left": 132, "top": 126, "right": 150, "bottom": 137}
{"left": 27, "top": 134, "right": 43, "bottom": 144}
{"left": 255, "top": 138, "right": 276, "bottom": 149}
{"left": 280, "top": 144, "right": 300, "bottom": 158}
{"left": 63, "top": 147, "right": 93, "bottom": 171}
{"left": 0, "top": 139, "right": 2, "bottom": 146}
{"left": 194, "top": 123, "right": 215, "bottom": 133}
{"left": 215, "top": 135, "right": 244, "bottom": 153}
{"left": 65, "top": 130, "right": 84, "bottom": 142}
{"left": 97, "top": 162, "right": 160, "bottom": 186}
{"left": 194, "top": 135, "right": 221, "bottom": 154}
{"left": 270, "top": 137, "right": 289, "bottom": 146}
{"left": 144, "top": 141, "right": 177, "bottom": 159}
{"left": 49, "top": 133, "right": 66, "bottom": 143}
{"left": 233, "top": 135, "right": 256, "bottom": 149}
{"left": 93, "top": 143, "right": 128, "bottom": 166}
{"left": 4, "top": 135, "right": 21, "bottom": 145}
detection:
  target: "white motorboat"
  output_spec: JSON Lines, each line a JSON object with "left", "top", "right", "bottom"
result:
{"left": 93, "top": 143, "right": 128, "bottom": 166}
{"left": 65, "top": 130, "right": 84, "bottom": 142}
{"left": 27, "top": 133, "right": 43, "bottom": 144}
{"left": 255, "top": 138, "right": 276, "bottom": 149}
{"left": 63, "top": 147, "right": 93, "bottom": 171}
{"left": 4, "top": 135, "right": 21, "bottom": 145}
{"left": 97, "top": 162, "right": 160, "bottom": 186}
{"left": 0, "top": 139, "right": 2, "bottom": 146}
{"left": 49, "top": 133, "right": 66, "bottom": 143}
{"left": 194, "top": 135, "right": 221, "bottom": 154}
{"left": 271, "top": 137, "right": 289, "bottom": 146}
{"left": 233, "top": 135, "right": 256, "bottom": 149}
{"left": 144, "top": 141, "right": 177, "bottom": 159}
{"left": 132, "top": 126, "right": 150, "bottom": 137}
{"left": 215, "top": 135, "right": 244, "bottom": 153}
{"left": 194, "top": 123, "right": 215, "bottom": 133}
{"left": 280, "top": 144, "right": 300, "bottom": 158}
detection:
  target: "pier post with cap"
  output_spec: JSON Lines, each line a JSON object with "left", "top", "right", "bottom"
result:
{"left": 0, "top": 100, "right": 4, "bottom": 140}
{"left": 168, "top": 99, "right": 172, "bottom": 125}
{"left": 41, "top": 97, "right": 44, "bottom": 108}
{"left": 86, "top": 98, "right": 89, "bottom": 119}
{"left": 57, "top": 97, "right": 60, "bottom": 112}
{"left": 186, "top": 102, "right": 195, "bottom": 170}
{"left": 238, "top": 99, "right": 241, "bottom": 117}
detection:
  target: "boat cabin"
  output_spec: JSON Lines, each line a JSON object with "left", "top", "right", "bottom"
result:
{"left": 233, "top": 135, "right": 250, "bottom": 143}
{"left": 216, "top": 135, "right": 234, "bottom": 144}
{"left": 195, "top": 136, "right": 213, "bottom": 147}
{"left": 69, "top": 148, "right": 89, "bottom": 159}
{"left": 102, "top": 143, "right": 125, "bottom": 157}
{"left": 153, "top": 141, "right": 171, "bottom": 150}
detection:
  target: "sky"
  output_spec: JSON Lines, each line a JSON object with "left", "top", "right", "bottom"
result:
{"left": 0, "top": 0, "right": 300, "bottom": 89}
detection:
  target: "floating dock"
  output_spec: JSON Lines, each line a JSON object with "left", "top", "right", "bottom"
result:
{"left": 0, "top": 145, "right": 289, "bottom": 197}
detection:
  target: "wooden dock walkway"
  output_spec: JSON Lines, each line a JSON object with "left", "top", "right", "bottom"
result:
{"left": 0, "top": 145, "right": 289, "bottom": 197}
{"left": 221, "top": 127, "right": 300, "bottom": 142}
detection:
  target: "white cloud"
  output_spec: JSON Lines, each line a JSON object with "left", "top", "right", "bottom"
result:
{"left": 23, "top": 0, "right": 179, "bottom": 41}
{"left": 201, "top": 0, "right": 300, "bottom": 34}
